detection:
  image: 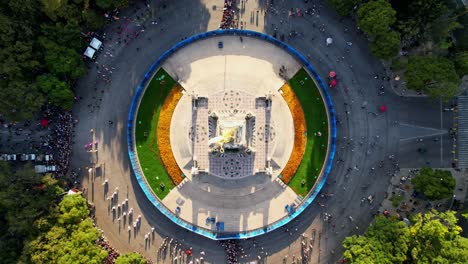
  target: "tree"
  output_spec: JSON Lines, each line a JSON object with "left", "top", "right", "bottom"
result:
{"left": 96, "top": 0, "right": 128, "bottom": 10}
{"left": 27, "top": 195, "right": 108, "bottom": 264}
{"left": 0, "top": 13, "right": 15, "bottom": 45}
{"left": 426, "top": 11, "right": 462, "bottom": 50}
{"left": 453, "top": 51, "right": 468, "bottom": 77}
{"left": 411, "top": 167, "right": 455, "bottom": 201}
{"left": 0, "top": 80, "right": 45, "bottom": 120}
{"left": 370, "top": 31, "right": 401, "bottom": 60}
{"left": 116, "top": 252, "right": 148, "bottom": 264}
{"left": 40, "top": 20, "right": 84, "bottom": 51}
{"left": 343, "top": 211, "right": 468, "bottom": 263}
{"left": 408, "top": 210, "right": 468, "bottom": 263}
{"left": 393, "top": 0, "right": 448, "bottom": 46}
{"left": 357, "top": 0, "right": 396, "bottom": 37}
{"left": 0, "top": 163, "right": 63, "bottom": 263}
{"left": 36, "top": 74, "right": 74, "bottom": 109}
{"left": 40, "top": 0, "right": 68, "bottom": 21}
{"left": 42, "top": 40, "right": 85, "bottom": 79}
{"left": 343, "top": 216, "right": 409, "bottom": 264}
{"left": 405, "top": 55, "right": 461, "bottom": 101}
{"left": 83, "top": 9, "right": 106, "bottom": 30}
{"left": 58, "top": 219, "right": 108, "bottom": 264}
{"left": 327, "top": 0, "right": 361, "bottom": 17}
{"left": 58, "top": 194, "right": 90, "bottom": 226}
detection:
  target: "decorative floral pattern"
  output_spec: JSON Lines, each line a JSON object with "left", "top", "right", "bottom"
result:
{"left": 280, "top": 84, "right": 307, "bottom": 184}
{"left": 157, "top": 85, "right": 184, "bottom": 185}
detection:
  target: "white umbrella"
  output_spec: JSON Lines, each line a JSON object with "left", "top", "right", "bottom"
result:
{"left": 326, "top": 37, "right": 333, "bottom": 46}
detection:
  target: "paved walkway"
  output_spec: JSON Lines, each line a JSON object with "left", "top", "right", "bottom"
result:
{"left": 163, "top": 35, "right": 301, "bottom": 233}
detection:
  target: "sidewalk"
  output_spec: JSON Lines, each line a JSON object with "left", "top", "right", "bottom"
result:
{"left": 380, "top": 168, "right": 467, "bottom": 219}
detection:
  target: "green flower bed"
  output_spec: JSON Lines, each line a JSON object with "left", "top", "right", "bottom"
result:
{"left": 287, "top": 68, "right": 329, "bottom": 197}
{"left": 135, "top": 68, "right": 177, "bottom": 199}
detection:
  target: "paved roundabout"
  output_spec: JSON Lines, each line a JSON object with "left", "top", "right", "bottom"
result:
{"left": 128, "top": 30, "right": 336, "bottom": 239}
{"left": 72, "top": 1, "right": 413, "bottom": 263}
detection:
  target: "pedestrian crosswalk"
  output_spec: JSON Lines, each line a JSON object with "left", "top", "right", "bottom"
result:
{"left": 457, "top": 96, "right": 468, "bottom": 168}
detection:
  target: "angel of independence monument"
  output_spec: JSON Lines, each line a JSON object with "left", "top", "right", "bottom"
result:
{"left": 189, "top": 90, "right": 275, "bottom": 179}
{"left": 129, "top": 31, "right": 336, "bottom": 239}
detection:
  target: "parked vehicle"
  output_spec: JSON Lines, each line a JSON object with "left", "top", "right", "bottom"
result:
{"left": 35, "top": 165, "right": 56, "bottom": 173}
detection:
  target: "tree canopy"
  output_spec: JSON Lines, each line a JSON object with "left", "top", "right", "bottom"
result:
{"left": 343, "top": 216, "right": 409, "bottom": 264}
{"left": 327, "top": 0, "right": 361, "bottom": 17}
{"left": 357, "top": 0, "right": 396, "bottom": 37}
{"left": 116, "top": 252, "right": 148, "bottom": 264}
{"left": 411, "top": 167, "right": 455, "bottom": 201}
{"left": 0, "top": 0, "right": 121, "bottom": 120}
{"left": 454, "top": 51, "right": 468, "bottom": 77}
{"left": 405, "top": 56, "right": 461, "bottom": 101}
{"left": 0, "top": 162, "right": 63, "bottom": 263}
{"left": 369, "top": 30, "right": 401, "bottom": 60}
{"left": 356, "top": 0, "right": 400, "bottom": 60}
{"left": 343, "top": 211, "right": 468, "bottom": 263}
{"left": 26, "top": 194, "right": 108, "bottom": 264}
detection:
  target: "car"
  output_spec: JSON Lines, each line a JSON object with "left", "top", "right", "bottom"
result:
{"left": 218, "top": 41, "right": 223, "bottom": 49}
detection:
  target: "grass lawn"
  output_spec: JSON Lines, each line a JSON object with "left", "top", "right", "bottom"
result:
{"left": 287, "top": 68, "right": 329, "bottom": 197}
{"left": 135, "top": 68, "right": 177, "bottom": 199}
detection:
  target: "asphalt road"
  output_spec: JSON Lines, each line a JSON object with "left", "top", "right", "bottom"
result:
{"left": 72, "top": 0, "right": 454, "bottom": 263}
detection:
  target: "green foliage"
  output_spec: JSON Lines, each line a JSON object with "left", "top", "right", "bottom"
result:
{"left": 405, "top": 56, "right": 461, "bottom": 101}
{"left": 42, "top": 40, "right": 85, "bottom": 79}
{"left": 96, "top": 0, "right": 128, "bottom": 10}
{"left": 27, "top": 195, "right": 108, "bottom": 264}
{"left": 343, "top": 216, "right": 410, "bottom": 264}
{"left": 58, "top": 219, "right": 108, "bottom": 264}
{"left": 357, "top": 0, "right": 396, "bottom": 37}
{"left": 58, "top": 194, "right": 90, "bottom": 226}
{"left": 37, "top": 74, "right": 74, "bottom": 109}
{"left": 409, "top": 210, "right": 468, "bottom": 263}
{"left": 0, "top": 163, "right": 63, "bottom": 263}
{"left": 116, "top": 252, "right": 147, "bottom": 264}
{"left": 453, "top": 51, "right": 468, "bottom": 77}
{"left": 41, "top": 0, "right": 68, "bottom": 21}
{"left": 1, "top": 0, "right": 122, "bottom": 121}
{"left": 427, "top": 12, "right": 462, "bottom": 50}
{"left": 343, "top": 211, "right": 468, "bottom": 263}
{"left": 390, "top": 194, "right": 404, "bottom": 207}
{"left": 394, "top": 0, "right": 448, "bottom": 46}
{"left": 40, "top": 20, "right": 83, "bottom": 51}
{"left": 411, "top": 167, "right": 455, "bottom": 200}
{"left": 0, "top": 14, "right": 15, "bottom": 45}
{"left": 327, "top": 0, "right": 361, "bottom": 17}
{"left": 83, "top": 9, "right": 106, "bottom": 30}
{"left": 369, "top": 30, "right": 401, "bottom": 60}
{"left": 390, "top": 57, "right": 408, "bottom": 71}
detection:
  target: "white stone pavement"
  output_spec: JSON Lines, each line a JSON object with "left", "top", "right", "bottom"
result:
{"left": 163, "top": 35, "right": 302, "bottom": 232}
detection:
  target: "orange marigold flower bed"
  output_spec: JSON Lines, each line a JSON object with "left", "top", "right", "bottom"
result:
{"left": 280, "top": 83, "right": 307, "bottom": 184}
{"left": 157, "top": 85, "right": 184, "bottom": 185}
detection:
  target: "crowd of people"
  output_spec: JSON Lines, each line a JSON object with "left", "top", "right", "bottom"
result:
{"left": 220, "top": 0, "right": 237, "bottom": 29}
{"left": 220, "top": 240, "right": 243, "bottom": 264}
{"left": 97, "top": 236, "right": 120, "bottom": 264}
{"left": 48, "top": 110, "right": 73, "bottom": 179}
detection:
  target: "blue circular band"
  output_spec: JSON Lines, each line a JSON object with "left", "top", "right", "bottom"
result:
{"left": 127, "top": 29, "right": 337, "bottom": 240}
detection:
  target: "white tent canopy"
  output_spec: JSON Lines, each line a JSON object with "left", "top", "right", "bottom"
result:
{"left": 83, "top": 47, "right": 96, "bottom": 59}
{"left": 90, "top": 37, "right": 102, "bottom": 50}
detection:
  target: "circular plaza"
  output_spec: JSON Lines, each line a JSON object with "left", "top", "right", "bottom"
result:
{"left": 128, "top": 30, "right": 336, "bottom": 239}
